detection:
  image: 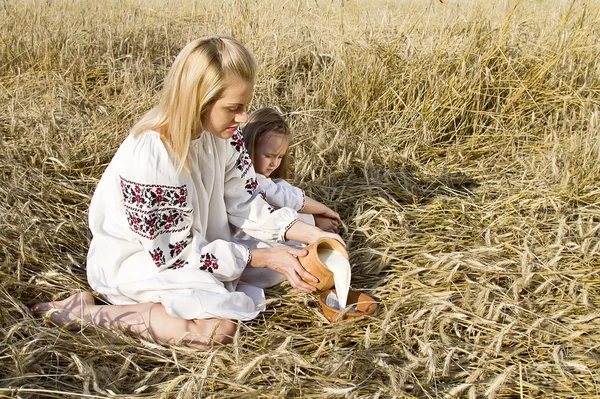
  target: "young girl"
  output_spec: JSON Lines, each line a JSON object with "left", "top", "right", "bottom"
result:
{"left": 31, "top": 36, "right": 343, "bottom": 350}
{"left": 242, "top": 107, "right": 341, "bottom": 233}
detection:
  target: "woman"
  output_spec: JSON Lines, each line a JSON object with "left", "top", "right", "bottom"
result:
{"left": 32, "top": 35, "right": 343, "bottom": 349}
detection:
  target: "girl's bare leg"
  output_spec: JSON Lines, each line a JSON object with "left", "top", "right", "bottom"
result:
{"left": 31, "top": 292, "right": 236, "bottom": 349}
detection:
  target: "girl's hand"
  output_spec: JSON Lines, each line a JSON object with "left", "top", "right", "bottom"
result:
{"left": 314, "top": 215, "right": 339, "bottom": 233}
{"left": 286, "top": 220, "right": 346, "bottom": 247}
{"left": 321, "top": 207, "right": 341, "bottom": 223}
{"left": 250, "top": 247, "right": 317, "bottom": 293}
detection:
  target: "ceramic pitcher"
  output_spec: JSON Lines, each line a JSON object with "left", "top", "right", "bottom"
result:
{"left": 298, "top": 237, "right": 349, "bottom": 291}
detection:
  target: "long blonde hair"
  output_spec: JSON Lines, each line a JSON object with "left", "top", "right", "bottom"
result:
{"left": 243, "top": 107, "right": 291, "bottom": 179}
{"left": 131, "top": 35, "right": 256, "bottom": 173}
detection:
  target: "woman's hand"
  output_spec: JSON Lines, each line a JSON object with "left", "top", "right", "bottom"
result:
{"left": 249, "top": 246, "right": 317, "bottom": 293}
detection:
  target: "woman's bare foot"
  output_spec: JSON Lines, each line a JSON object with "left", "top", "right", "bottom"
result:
{"left": 31, "top": 292, "right": 97, "bottom": 330}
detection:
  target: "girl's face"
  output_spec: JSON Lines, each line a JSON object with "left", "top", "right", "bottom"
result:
{"left": 201, "top": 74, "right": 253, "bottom": 140}
{"left": 253, "top": 132, "right": 289, "bottom": 177}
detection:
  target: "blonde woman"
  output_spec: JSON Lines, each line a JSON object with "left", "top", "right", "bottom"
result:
{"left": 32, "top": 36, "right": 343, "bottom": 349}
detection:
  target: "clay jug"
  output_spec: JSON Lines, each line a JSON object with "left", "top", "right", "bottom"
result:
{"left": 298, "top": 237, "right": 349, "bottom": 291}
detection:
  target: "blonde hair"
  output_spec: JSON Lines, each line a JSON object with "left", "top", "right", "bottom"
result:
{"left": 131, "top": 35, "right": 256, "bottom": 173}
{"left": 243, "top": 107, "right": 291, "bottom": 179}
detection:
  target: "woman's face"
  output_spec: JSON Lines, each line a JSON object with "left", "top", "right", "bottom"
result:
{"left": 253, "top": 132, "right": 289, "bottom": 177}
{"left": 201, "top": 74, "right": 253, "bottom": 140}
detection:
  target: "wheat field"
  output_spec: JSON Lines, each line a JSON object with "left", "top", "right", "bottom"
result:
{"left": 1, "top": 0, "right": 600, "bottom": 397}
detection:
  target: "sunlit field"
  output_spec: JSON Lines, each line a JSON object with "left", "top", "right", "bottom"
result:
{"left": 1, "top": 0, "right": 600, "bottom": 397}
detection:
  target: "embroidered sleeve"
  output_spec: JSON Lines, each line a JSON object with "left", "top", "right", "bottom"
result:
{"left": 257, "top": 176, "right": 306, "bottom": 211}
{"left": 298, "top": 189, "right": 306, "bottom": 212}
{"left": 229, "top": 129, "right": 252, "bottom": 178}
{"left": 120, "top": 177, "right": 191, "bottom": 240}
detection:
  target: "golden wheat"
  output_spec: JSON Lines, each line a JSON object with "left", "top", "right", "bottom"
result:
{"left": 1, "top": 0, "right": 600, "bottom": 397}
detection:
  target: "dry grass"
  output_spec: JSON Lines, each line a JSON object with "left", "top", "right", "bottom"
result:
{"left": 2, "top": 0, "right": 600, "bottom": 397}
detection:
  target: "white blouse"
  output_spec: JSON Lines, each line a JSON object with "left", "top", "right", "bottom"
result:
{"left": 256, "top": 175, "right": 315, "bottom": 226}
{"left": 86, "top": 129, "right": 299, "bottom": 321}
{"left": 255, "top": 175, "right": 306, "bottom": 211}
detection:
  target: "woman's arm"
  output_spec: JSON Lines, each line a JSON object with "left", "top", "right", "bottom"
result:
{"left": 247, "top": 221, "right": 345, "bottom": 293}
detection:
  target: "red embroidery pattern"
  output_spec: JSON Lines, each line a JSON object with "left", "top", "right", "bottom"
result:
{"left": 150, "top": 240, "right": 190, "bottom": 268}
{"left": 245, "top": 177, "right": 258, "bottom": 195}
{"left": 259, "top": 191, "right": 277, "bottom": 213}
{"left": 150, "top": 247, "right": 165, "bottom": 267}
{"left": 168, "top": 259, "right": 188, "bottom": 270}
{"left": 120, "top": 177, "right": 191, "bottom": 240}
{"left": 283, "top": 218, "right": 299, "bottom": 238}
{"left": 120, "top": 177, "right": 188, "bottom": 209}
{"left": 230, "top": 129, "right": 252, "bottom": 177}
{"left": 125, "top": 208, "right": 190, "bottom": 239}
{"left": 245, "top": 248, "right": 252, "bottom": 268}
{"left": 199, "top": 253, "right": 219, "bottom": 273}
{"left": 299, "top": 189, "right": 306, "bottom": 211}
{"left": 169, "top": 239, "right": 189, "bottom": 257}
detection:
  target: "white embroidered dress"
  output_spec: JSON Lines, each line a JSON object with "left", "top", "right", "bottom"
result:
{"left": 86, "top": 129, "right": 299, "bottom": 321}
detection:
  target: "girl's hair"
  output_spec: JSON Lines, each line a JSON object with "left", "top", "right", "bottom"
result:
{"left": 243, "top": 107, "right": 291, "bottom": 179}
{"left": 131, "top": 35, "right": 257, "bottom": 173}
